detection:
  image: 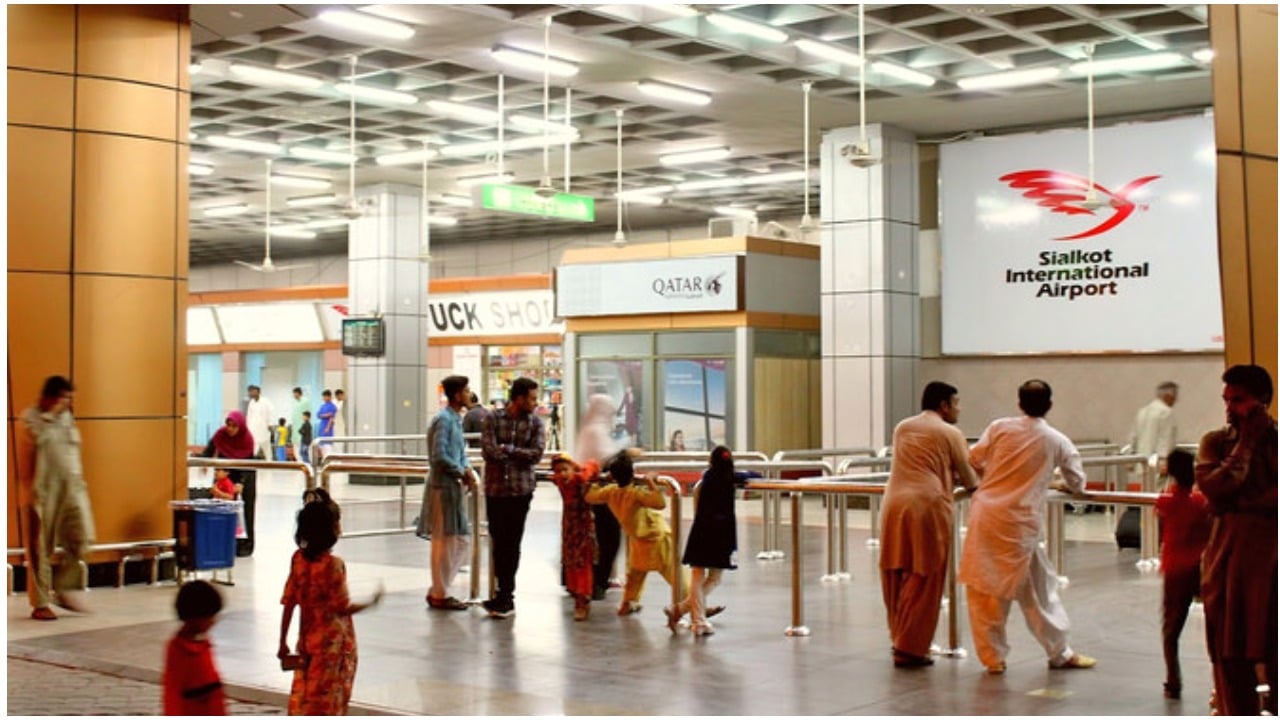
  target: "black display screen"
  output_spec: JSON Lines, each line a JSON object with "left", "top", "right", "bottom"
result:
{"left": 342, "top": 317, "right": 385, "bottom": 357}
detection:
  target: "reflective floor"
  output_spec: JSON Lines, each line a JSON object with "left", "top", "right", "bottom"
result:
{"left": 7, "top": 470, "right": 1212, "bottom": 715}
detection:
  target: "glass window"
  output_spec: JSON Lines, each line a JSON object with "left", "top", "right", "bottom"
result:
{"left": 577, "top": 333, "right": 651, "bottom": 358}
{"left": 579, "top": 359, "right": 649, "bottom": 448}
{"left": 659, "top": 359, "right": 732, "bottom": 452}
{"left": 656, "top": 331, "right": 734, "bottom": 356}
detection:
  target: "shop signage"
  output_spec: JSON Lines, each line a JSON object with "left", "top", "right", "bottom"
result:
{"left": 940, "top": 114, "right": 1222, "bottom": 354}
{"left": 556, "top": 255, "right": 741, "bottom": 316}
{"left": 480, "top": 183, "right": 595, "bottom": 222}
{"left": 427, "top": 289, "right": 563, "bottom": 337}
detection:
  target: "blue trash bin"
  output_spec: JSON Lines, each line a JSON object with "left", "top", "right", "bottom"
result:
{"left": 172, "top": 500, "right": 238, "bottom": 572}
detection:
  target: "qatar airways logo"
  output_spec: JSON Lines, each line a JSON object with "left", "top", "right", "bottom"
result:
{"left": 999, "top": 170, "right": 1161, "bottom": 240}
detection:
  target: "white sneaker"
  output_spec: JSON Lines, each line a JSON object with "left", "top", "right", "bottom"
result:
{"left": 692, "top": 621, "right": 715, "bottom": 637}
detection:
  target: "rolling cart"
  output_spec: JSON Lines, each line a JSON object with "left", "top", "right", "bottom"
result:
{"left": 170, "top": 499, "right": 240, "bottom": 585}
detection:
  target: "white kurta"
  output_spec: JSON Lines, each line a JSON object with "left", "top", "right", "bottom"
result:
{"left": 959, "top": 415, "right": 1085, "bottom": 599}
{"left": 1127, "top": 398, "right": 1176, "bottom": 460}
{"left": 245, "top": 397, "right": 275, "bottom": 458}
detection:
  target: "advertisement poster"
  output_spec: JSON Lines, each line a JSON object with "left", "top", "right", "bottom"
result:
{"left": 940, "top": 114, "right": 1222, "bottom": 354}
{"left": 661, "top": 359, "right": 728, "bottom": 452}
{"left": 582, "top": 360, "right": 646, "bottom": 448}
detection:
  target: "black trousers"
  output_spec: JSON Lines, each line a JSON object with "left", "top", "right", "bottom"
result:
{"left": 592, "top": 504, "right": 621, "bottom": 594}
{"left": 486, "top": 494, "right": 532, "bottom": 605}
{"left": 235, "top": 471, "right": 257, "bottom": 556}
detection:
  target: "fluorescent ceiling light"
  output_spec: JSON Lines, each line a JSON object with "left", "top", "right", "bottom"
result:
{"left": 870, "top": 61, "right": 936, "bottom": 87}
{"left": 285, "top": 194, "right": 338, "bottom": 208}
{"left": 427, "top": 215, "right": 459, "bottom": 227}
{"left": 188, "top": 162, "right": 214, "bottom": 176}
{"left": 642, "top": 3, "right": 699, "bottom": 17}
{"left": 288, "top": 146, "right": 354, "bottom": 164}
{"left": 202, "top": 204, "right": 248, "bottom": 217}
{"left": 794, "top": 38, "right": 863, "bottom": 67}
{"left": 1069, "top": 52, "right": 1187, "bottom": 76}
{"left": 374, "top": 148, "right": 439, "bottom": 166}
{"left": 957, "top": 67, "right": 1061, "bottom": 91}
{"left": 441, "top": 131, "right": 578, "bottom": 158}
{"left": 677, "top": 177, "right": 744, "bottom": 191}
{"left": 508, "top": 113, "right": 577, "bottom": 134}
{"left": 228, "top": 63, "right": 324, "bottom": 90}
{"left": 741, "top": 170, "right": 811, "bottom": 186}
{"left": 618, "top": 193, "right": 664, "bottom": 206}
{"left": 636, "top": 80, "right": 712, "bottom": 106}
{"left": 188, "top": 130, "right": 198, "bottom": 141}
{"left": 189, "top": 62, "right": 203, "bottom": 75}
{"left": 205, "top": 135, "right": 282, "bottom": 155}
{"left": 437, "top": 194, "right": 473, "bottom": 208}
{"left": 317, "top": 10, "right": 415, "bottom": 40}
{"left": 1192, "top": 48, "right": 1214, "bottom": 63}
{"left": 660, "top": 146, "right": 731, "bottom": 166}
{"left": 304, "top": 218, "right": 351, "bottom": 230}
{"left": 270, "top": 226, "right": 317, "bottom": 240}
{"left": 269, "top": 174, "right": 332, "bottom": 190}
{"left": 457, "top": 173, "right": 515, "bottom": 187}
{"left": 427, "top": 100, "right": 500, "bottom": 123}
{"left": 706, "top": 13, "right": 788, "bottom": 43}
{"left": 714, "top": 205, "right": 757, "bottom": 218}
{"left": 491, "top": 46, "right": 579, "bottom": 77}
{"left": 618, "top": 185, "right": 674, "bottom": 198}
{"left": 334, "top": 83, "right": 418, "bottom": 106}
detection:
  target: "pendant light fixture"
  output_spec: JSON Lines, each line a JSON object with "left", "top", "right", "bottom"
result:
{"left": 1080, "top": 43, "right": 1104, "bottom": 210}
{"left": 842, "top": 3, "right": 879, "bottom": 168}
{"left": 342, "top": 55, "right": 366, "bottom": 219}
{"left": 535, "top": 15, "right": 557, "bottom": 198}
{"left": 420, "top": 140, "right": 432, "bottom": 260}
{"left": 799, "top": 81, "right": 817, "bottom": 232}
{"left": 613, "top": 108, "right": 626, "bottom": 247}
{"left": 235, "top": 158, "right": 312, "bottom": 273}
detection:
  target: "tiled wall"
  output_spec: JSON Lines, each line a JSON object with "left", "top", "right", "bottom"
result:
{"left": 7, "top": 5, "right": 190, "bottom": 549}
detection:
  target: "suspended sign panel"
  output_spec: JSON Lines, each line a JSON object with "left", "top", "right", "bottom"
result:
{"left": 940, "top": 114, "right": 1223, "bottom": 354}
{"left": 557, "top": 256, "right": 741, "bottom": 316}
{"left": 480, "top": 183, "right": 595, "bottom": 222}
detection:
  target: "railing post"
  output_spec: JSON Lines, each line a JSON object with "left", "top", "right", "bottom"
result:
{"left": 937, "top": 495, "right": 967, "bottom": 659}
{"left": 1054, "top": 499, "right": 1067, "bottom": 580}
{"left": 659, "top": 476, "right": 684, "bottom": 610}
{"left": 1137, "top": 457, "right": 1159, "bottom": 571}
{"left": 757, "top": 489, "right": 774, "bottom": 560}
{"left": 785, "top": 490, "right": 809, "bottom": 637}
{"left": 821, "top": 492, "right": 838, "bottom": 583}
{"left": 398, "top": 474, "right": 407, "bottom": 530}
{"left": 469, "top": 487, "right": 482, "bottom": 603}
{"left": 772, "top": 488, "right": 785, "bottom": 559}
{"left": 866, "top": 494, "right": 881, "bottom": 548}
{"left": 837, "top": 494, "right": 851, "bottom": 580}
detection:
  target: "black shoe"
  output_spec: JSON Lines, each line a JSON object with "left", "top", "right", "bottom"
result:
{"left": 591, "top": 588, "right": 607, "bottom": 601}
{"left": 482, "top": 599, "right": 515, "bottom": 619}
{"left": 1163, "top": 682, "right": 1181, "bottom": 700}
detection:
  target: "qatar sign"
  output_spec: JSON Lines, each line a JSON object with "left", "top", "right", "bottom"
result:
{"left": 940, "top": 114, "right": 1223, "bottom": 354}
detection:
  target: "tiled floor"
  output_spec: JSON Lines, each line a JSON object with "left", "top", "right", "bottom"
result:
{"left": 8, "top": 470, "right": 1214, "bottom": 715}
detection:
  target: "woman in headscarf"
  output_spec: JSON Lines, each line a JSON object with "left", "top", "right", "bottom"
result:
{"left": 199, "top": 410, "right": 258, "bottom": 557}
{"left": 576, "top": 394, "right": 621, "bottom": 600}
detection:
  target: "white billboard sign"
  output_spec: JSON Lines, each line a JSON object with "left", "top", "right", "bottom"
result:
{"left": 557, "top": 256, "right": 741, "bottom": 317}
{"left": 428, "top": 289, "right": 562, "bottom": 337}
{"left": 940, "top": 114, "right": 1223, "bottom": 354}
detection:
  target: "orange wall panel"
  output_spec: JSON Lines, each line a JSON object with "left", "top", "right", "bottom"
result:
{"left": 76, "top": 77, "right": 178, "bottom": 141}
{"left": 76, "top": 419, "right": 176, "bottom": 543}
{"left": 1246, "top": 157, "right": 1278, "bottom": 377}
{"left": 7, "top": 272, "right": 72, "bottom": 408}
{"left": 177, "top": 144, "right": 190, "bottom": 275}
{"left": 73, "top": 134, "right": 177, "bottom": 277}
{"left": 7, "top": 4, "right": 76, "bottom": 74}
{"left": 8, "top": 421, "right": 21, "bottom": 549}
{"left": 8, "top": 69, "right": 74, "bottom": 128}
{"left": 76, "top": 5, "right": 181, "bottom": 88}
{"left": 1215, "top": 156, "right": 1252, "bottom": 367}
{"left": 7, "top": 127, "right": 73, "bottom": 273}
{"left": 1209, "top": 5, "right": 1242, "bottom": 153}
{"left": 1239, "top": 4, "right": 1278, "bottom": 159}
{"left": 72, "top": 276, "right": 176, "bottom": 419}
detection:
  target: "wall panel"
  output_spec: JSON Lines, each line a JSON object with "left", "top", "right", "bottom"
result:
{"left": 6, "top": 4, "right": 76, "bottom": 74}
{"left": 7, "top": 273, "right": 72, "bottom": 406}
{"left": 73, "top": 134, "right": 177, "bottom": 277}
{"left": 7, "top": 127, "right": 73, "bottom": 273}
{"left": 72, "top": 276, "right": 176, "bottom": 419}
{"left": 76, "top": 5, "right": 181, "bottom": 87}
{"left": 76, "top": 419, "right": 174, "bottom": 543}
{"left": 8, "top": 69, "right": 74, "bottom": 128}
{"left": 76, "top": 77, "right": 178, "bottom": 141}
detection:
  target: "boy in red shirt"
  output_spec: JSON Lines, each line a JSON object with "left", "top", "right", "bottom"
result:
{"left": 1155, "top": 448, "right": 1211, "bottom": 700}
{"left": 163, "top": 580, "right": 227, "bottom": 715}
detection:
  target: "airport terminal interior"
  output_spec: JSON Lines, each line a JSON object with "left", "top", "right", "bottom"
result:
{"left": 5, "top": 2, "right": 1277, "bottom": 716}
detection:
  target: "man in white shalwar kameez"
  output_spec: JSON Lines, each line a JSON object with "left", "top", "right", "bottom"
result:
{"left": 959, "top": 379, "right": 1096, "bottom": 674}
{"left": 880, "top": 381, "right": 979, "bottom": 667}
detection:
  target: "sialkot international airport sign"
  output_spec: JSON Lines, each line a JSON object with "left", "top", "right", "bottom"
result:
{"left": 939, "top": 114, "right": 1223, "bottom": 354}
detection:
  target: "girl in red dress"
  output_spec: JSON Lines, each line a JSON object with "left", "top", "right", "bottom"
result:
{"left": 550, "top": 454, "right": 599, "bottom": 621}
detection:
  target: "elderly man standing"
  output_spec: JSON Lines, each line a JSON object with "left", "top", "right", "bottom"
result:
{"left": 1128, "top": 381, "right": 1179, "bottom": 478}
{"left": 880, "top": 381, "right": 978, "bottom": 668}
{"left": 419, "top": 375, "right": 477, "bottom": 611}
{"left": 18, "top": 376, "right": 96, "bottom": 620}
{"left": 1196, "top": 364, "right": 1277, "bottom": 715}
{"left": 959, "top": 379, "right": 1095, "bottom": 674}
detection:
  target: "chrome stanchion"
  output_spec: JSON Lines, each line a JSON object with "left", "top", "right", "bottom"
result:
{"left": 772, "top": 490, "right": 786, "bottom": 559}
{"left": 936, "top": 496, "right": 966, "bottom": 659}
{"left": 836, "top": 495, "right": 851, "bottom": 581}
{"left": 398, "top": 474, "right": 407, "bottom": 530}
{"left": 468, "top": 488, "right": 482, "bottom": 603}
{"left": 657, "top": 476, "right": 684, "bottom": 609}
{"left": 866, "top": 495, "right": 881, "bottom": 548}
{"left": 785, "top": 491, "right": 810, "bottom": 637}
{"left": 1137, "top": 457, "right": 1159, "bottom": 571}
{"left": 821, "top": 492, "right": 839, "bottom": 583}
{"left": 757, "top": 489, "right": 774, "bottom": 560}
{"left": 1053, "top": 500, "right": 1067, "bottom": 584}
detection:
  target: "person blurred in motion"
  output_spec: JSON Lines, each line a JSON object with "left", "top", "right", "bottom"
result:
{"left": 576, "top": 393, "right": 621, "bottom": 601}
{"left": 1195, "top": 364, "right": 1277, "bottom": 715}
{"left": 549, "top": 454, "right": 600, "bottom": 621}
{"left": 959, "top": 379, "right": 1095, "bottom": 674}
{"left": 462, "top": 393, "right": 489, "bottom": 449}
{"left": 880, "top": 381, "right": 978, "bottom": 667}
{"left": 666, "top": 446, "right": 743, "bottom": 637}
{"left": 1155, "top": 448, "right": 1210, "bottom": 700}
{"left": 18, "top": 375, "right": 95, "bottom": 620}
{"left": 244, "top": 385, "right": 274, "bottom": 460}
{"left": 163, "top": 580, "right": 227, "bottom": 716}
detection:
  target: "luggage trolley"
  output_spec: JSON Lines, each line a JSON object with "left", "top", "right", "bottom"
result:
{"left": 170, "top": 499, "right": 240, "bottom": 585}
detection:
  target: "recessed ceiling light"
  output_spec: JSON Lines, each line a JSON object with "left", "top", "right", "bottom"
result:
{"left": 1068, "top": 52, "right": 1187, "bottom": 76}
{"left": 706, "top": 13, "right": 788, "bottom": 43}
{"left": 426, "top": 100, "right": 500, "bottom": 123}
{"left": 794, "top": 38, "right": 863, "bottom": 67}
{"left": 660, "top": 146, "right": 732, "bottom": 166}
{"left": 204, "top": 135, "right": 283, "bottom": 155}
{"left": 374, "top": 148, "right": 439, "bottom": 166}
{"left": 507, "top": 113, "right": 577, "bottom": 134}
{"left": 714, "top": 205, "right": 757, "bottom": 218}
{"left": 641, "top": 3, "right": 699, "bottom": 17}
{"left": 317, "top": 10, "right": 415, "bottom": 40}
{"left": 870, "top": 61, "right": 936, "bottom": 87}
{"left": 188, "top": 162, "right": 214, "bottom": 176}
{"left": 457, "top": 173, "right": 515, "bottom": 187}
{"left": 437, "top": 194, "right": 473, "bottom": 208}
{"left": 269, "top": 174, "right": 332, "bottom": 190}
{"left": 202, "top": 203, "right": 248, "bottom": 217}
{"left": 636, "top": 80, "right": 712, "bottom": 106}
{"left": 740, "top": 170, "right": 811, "bottom": 186}
{"left": 677, "top": 177, "right": 745, "bottom": 191}
{"left": 1192, "top": 48, "right": 1214, "bottom": 63}
{"left": 956, "top": 67, "right": 1062, "bottom": 91}
{"left": 285, "top": 194, "right": 338, "bottom": 208}
{"left": 304, "top": 218, "right": 352, "bottom": 230}
{"left": 188, "top": 130, "right": 199, "bottom": 141}
{"left": 334, "top": 83, "right": 418, "bottom": 106}
{"left": 228, "top": 63, "right": 324, "bottom": 90}
{"left": 442, "top": 131, "right": 579, "bottom": 158}
{"left": 288, "top": 146, "right": 354, "bottom": 164}
{"left": 189, "top": 62, "right": 203, "bottom": 75}
{"left": 490, "top": 46, "right": 580, "bottom": 77}
{"left": 270, "top": 226, "right": 318, "bottom": 240}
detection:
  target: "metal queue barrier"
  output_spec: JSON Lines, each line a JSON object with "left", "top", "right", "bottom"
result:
{"left": 308, "top": 434, "right": 432, "bottom": 470}
{"left": 188, "top": 456, "right": 316, "bottom": 489}
{"left": 1044, "top": 453, "right": 1159, "bottom": 578}
{"left": 834, "top": 457, "right": 894, "bottom": 550}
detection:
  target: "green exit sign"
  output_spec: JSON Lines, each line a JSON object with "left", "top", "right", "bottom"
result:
{"left": 480, "top": 183, "right": 595, "bottom": 222}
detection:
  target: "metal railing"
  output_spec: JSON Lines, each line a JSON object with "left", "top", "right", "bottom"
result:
{"left": 772, "top": 447, "right": 877, "bottom": 462}
{"left": 7, "top": 539, "right": 176, "bottom": 594}
{"left": 188, "top": 456, "right": 316, "bottom": 489}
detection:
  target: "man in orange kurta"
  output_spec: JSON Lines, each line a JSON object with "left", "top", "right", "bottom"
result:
{"left": 1195, "top": 364, "right": 1277, "bottom": 715}
{"left": 880, "top": 382, "right": 978, "bottom": 667}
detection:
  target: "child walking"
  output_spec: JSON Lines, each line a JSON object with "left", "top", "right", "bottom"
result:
{"left": 298, "top": 412, "right": 313, "bottom": 464}
{"left": 666, "top": 446, "right": 742, "bottom": 637}
{"left": 585, "top": 449, "right": 688, "bottom": 617}
{"left": 163, "top": 580, "right": 227, "bottom": 716}
{"left": 550, "top": 454, "right": 599, "bottom": 621}
{"left": 278, "top": 489, "right": 382, "bottom": 715}
{"left": 274, "top": 418, "right": 291, "bottom": 461}
{"left": 1155, "top": 448, "right": 1211, "bottom": 700}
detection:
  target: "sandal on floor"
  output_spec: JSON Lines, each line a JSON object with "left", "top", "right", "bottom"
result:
{"left": 616, "top": 603, "right": 642, "bottom": 616}
{"left": 30, "top": 607, "right": 57, "bottom": 621}
{"left": 986, "top": 662, "right": 1007, "bottom": 675}
{"left": 1050, "top": 653, "right": 1097, "bottom": 670}
{"left": 706, "top": 605, "right": 726, "bottom": 618}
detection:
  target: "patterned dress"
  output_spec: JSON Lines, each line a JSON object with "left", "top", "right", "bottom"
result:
{"left": 281, "top": 550, "right": 357, "bottom": 716}
{"left": 552, "top": 462, "right": 599, "bottom": 597}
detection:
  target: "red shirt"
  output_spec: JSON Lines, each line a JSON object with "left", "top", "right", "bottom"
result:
{"left": 163, "top": 633, "right": 227, "bottom": 716}
{"left": 1155, "top": 485, "right": 1211, "bottom": 574}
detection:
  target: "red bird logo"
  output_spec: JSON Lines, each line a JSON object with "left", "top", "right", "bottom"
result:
{"left": 999, "top": 170, "right": 1160, "bottom": 240}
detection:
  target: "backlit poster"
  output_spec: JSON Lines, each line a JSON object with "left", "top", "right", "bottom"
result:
{"left": 661, "top": 359, "right": 728, "bottom": 452}
{"left": 581, "top": 360, "right": 645, "bottom": 448}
